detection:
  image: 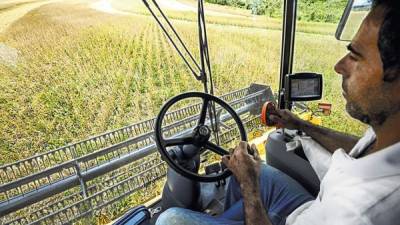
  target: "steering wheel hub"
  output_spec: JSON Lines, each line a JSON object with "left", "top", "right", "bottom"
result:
{"left": 192, "top": 125, "right": 211, "bottom": 147}
{"left": 198, "top": 125, "right": 210, "bottom": 136}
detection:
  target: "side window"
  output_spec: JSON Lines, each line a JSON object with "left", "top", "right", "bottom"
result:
{"left": 293, "top": 0, "right": 366, "bottom": 136}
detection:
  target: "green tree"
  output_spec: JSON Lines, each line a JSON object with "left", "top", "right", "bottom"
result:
{"left": 250, "top": 0, "right": 282, "bottom": 16}
{"left": 207, "top": 0, "right": 347, "bottom": 23}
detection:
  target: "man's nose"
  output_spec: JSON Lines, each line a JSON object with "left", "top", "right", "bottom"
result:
{"left": 334, "top": 56, "right": 347, "bottom": 77}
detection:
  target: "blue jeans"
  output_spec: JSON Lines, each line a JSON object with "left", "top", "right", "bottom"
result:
{"left": 156, "top": 164, "right": 314, "bottom": 225}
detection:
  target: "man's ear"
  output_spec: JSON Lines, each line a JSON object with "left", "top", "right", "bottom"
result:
{"left": 383, "top": 68, "right": 400, "bottom": 108}
{"left": 383, "top": 67, "right": 400, "bottom": 82}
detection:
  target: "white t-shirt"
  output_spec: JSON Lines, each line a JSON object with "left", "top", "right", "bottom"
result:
{"left": 286, "top": 128, "right": 400, "bottom": 225}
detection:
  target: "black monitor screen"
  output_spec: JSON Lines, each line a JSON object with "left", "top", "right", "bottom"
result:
{"left": 291, "top": 78, "right": 320, "bottom": 98}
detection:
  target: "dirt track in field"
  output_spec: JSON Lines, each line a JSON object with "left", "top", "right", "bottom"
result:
{"left": 0, "top": 0, "right": 63, "bottom": 33}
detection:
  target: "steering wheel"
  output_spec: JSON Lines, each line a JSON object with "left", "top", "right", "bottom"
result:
{"left": 154, "top": 92, "right": 247, "bottom": 182}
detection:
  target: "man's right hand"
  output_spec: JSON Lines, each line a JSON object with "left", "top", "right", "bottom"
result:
{"left": 269, "top": 109, "right": 305, "bottom": 130}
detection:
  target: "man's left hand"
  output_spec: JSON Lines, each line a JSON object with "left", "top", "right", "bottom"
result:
{"left": 222, "top": 142, "right": 273, "bottom": 225}
{"left": 222, "top": 141, "right": 262, "bottom": 192}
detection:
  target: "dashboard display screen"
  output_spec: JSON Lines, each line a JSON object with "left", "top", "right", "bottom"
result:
{"left": 290, "top": 78, "right": 320, "bottom": 98}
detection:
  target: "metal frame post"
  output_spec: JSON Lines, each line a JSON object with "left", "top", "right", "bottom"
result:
{"left": 278, "top": 0, "right": 298, "bottom": 110}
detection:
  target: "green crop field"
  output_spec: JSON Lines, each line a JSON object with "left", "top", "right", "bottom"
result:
{"left": 0, "top": 0, "right": 366, "bottom": 165}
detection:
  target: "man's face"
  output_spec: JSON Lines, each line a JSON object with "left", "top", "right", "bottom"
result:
{"left": 334, "top": 7, "right": 399, "bottom": 126}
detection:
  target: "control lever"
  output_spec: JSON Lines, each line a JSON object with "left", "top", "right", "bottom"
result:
{"left": 205, "top": 162, "right": 227, "bottom": 187}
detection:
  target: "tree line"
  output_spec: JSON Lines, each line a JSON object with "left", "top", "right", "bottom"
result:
{"left": 205, "top": 0, "right": 348, "bottom": 23}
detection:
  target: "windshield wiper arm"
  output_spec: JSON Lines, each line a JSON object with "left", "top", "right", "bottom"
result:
{"left": 142, "top": 0, "right": 203, "bottom": 81}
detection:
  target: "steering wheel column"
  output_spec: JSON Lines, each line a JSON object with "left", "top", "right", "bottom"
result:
{"left": 155, "top": 92, "right": 248, "bottom": 212}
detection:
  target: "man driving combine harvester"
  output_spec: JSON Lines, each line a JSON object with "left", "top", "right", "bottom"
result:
{"left": 156, "top": 0, "right": 400, "bottom": 224}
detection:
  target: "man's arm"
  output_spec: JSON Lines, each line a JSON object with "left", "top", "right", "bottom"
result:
{"left": 242, "top": 187, "right": 272, "bottom": 225}
{"left": 270, "top": 110, "right": 359, "bottom": 153}
{"left": 299, "top": 120, "right": 359, "bottom": 153}
{"left": 222, "top": 142, "right": 273, "bottom": 225}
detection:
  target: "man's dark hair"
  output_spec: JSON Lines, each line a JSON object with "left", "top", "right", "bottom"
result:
{"left": 372, "top": 0, "right": 400, "bottom": 82}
